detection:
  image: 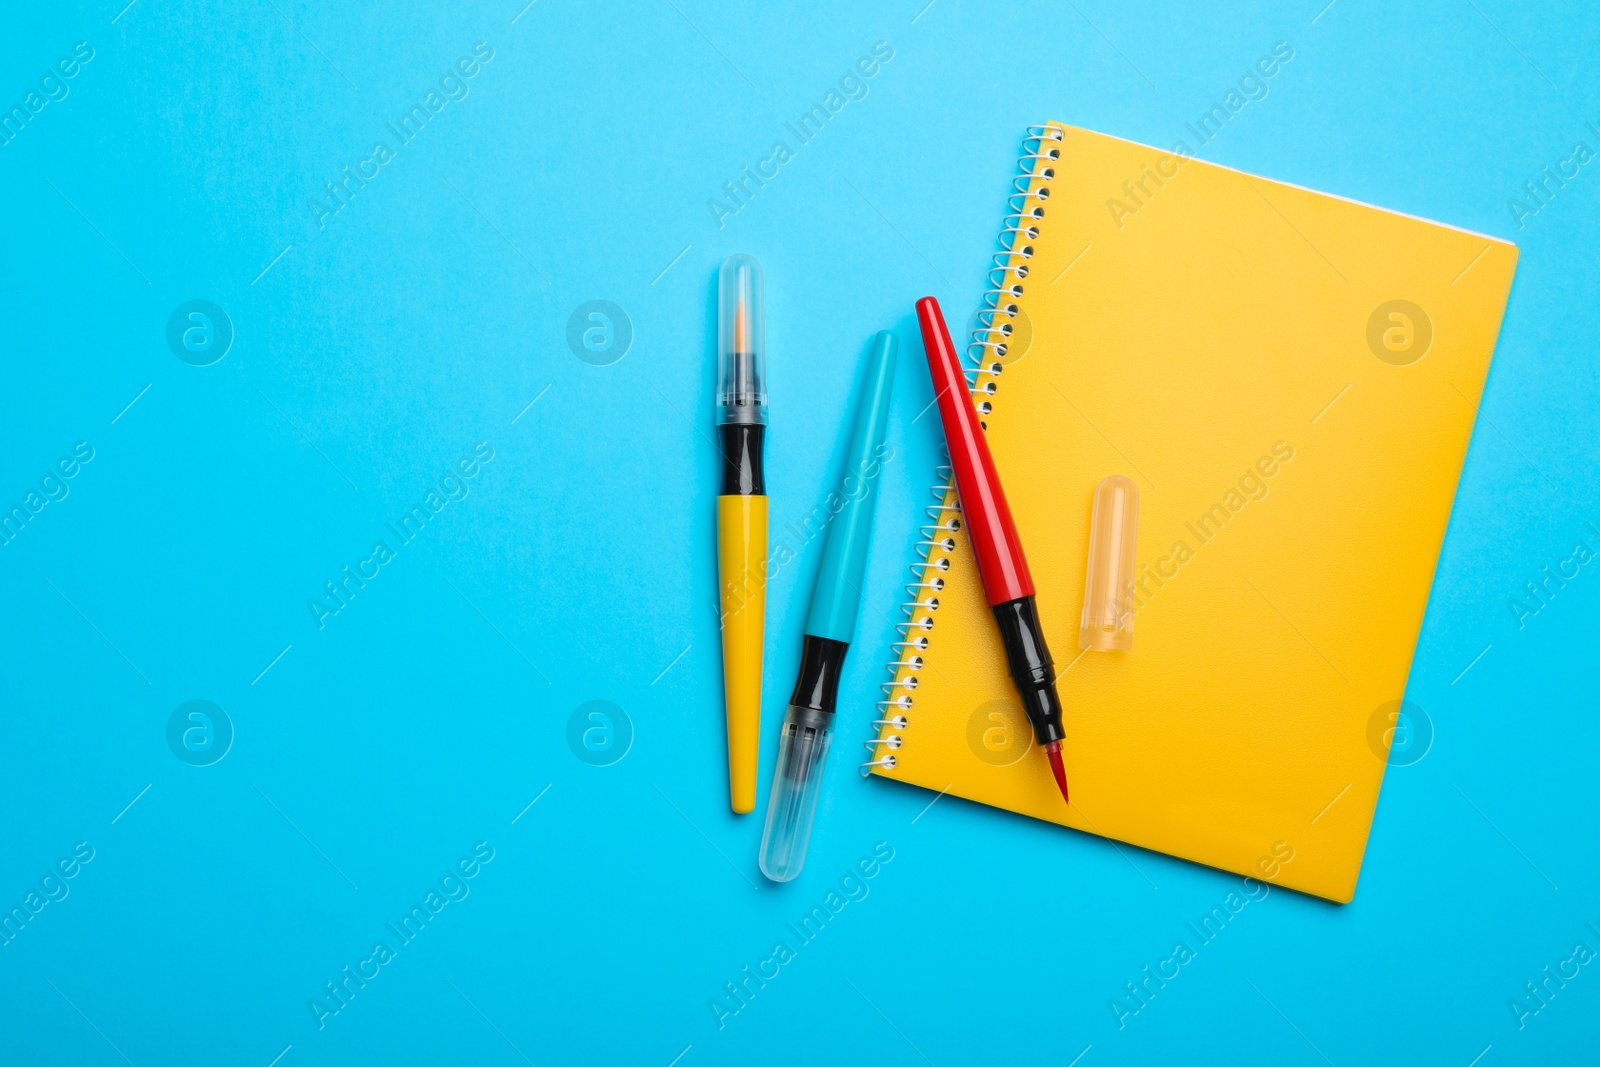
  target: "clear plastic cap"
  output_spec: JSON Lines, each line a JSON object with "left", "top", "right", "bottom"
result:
{"left": 758, "top": 709, "right": 832, "bottom": 882}
{"left": 716, "top": 254, "right": 767, "bottom": 426}
{"left": 1079, "top": 475, "right": 1139, "bottom": 652}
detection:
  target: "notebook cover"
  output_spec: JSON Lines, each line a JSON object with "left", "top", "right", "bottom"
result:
{"left": 869, "top": 124, "right": 1517, "bottom": 902}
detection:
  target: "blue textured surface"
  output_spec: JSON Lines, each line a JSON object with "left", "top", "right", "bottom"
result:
{"left": 1, "top": 2, "right": 1595, "bottom": 1064}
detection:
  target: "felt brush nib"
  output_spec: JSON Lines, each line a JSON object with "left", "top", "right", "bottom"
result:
{"left": 1046, "top": 741, "right": 1069, "bottom": 805}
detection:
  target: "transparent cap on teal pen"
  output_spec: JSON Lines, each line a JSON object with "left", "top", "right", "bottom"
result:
{"left": 716, "top": 254, "right": 767, "bottom": 426}
{"left": 758, "top": 708, "right": 832, "bottom": 882}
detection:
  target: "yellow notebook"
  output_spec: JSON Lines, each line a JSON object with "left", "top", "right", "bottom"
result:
{"left": 865, "top": 124, "right": 1517, "bottom": 902}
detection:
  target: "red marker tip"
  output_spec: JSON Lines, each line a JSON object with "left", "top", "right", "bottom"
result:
{"left": 1046, "top": 741, "right": 1069, "bottom": 806}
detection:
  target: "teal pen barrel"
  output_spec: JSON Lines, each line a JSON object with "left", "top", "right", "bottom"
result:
{"left": 802, "top": 331, "right": 899, "bottom": 642}
{"left": 757, "top": 331, "right": 899, "bottom": 883}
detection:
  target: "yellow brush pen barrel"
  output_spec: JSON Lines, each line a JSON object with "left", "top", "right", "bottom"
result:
{"left": 715, "top": 253, "right": 767, "bottom": 813}
{"left": 717, "top": 494, "right": 767, "bottom": 813}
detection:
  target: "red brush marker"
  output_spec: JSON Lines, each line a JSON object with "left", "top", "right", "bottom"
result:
{"left": 916, "top": 296, "right": 1070, "bottom": 805}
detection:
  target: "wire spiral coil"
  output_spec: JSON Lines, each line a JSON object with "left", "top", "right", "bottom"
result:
{"left": 860, "top": 125, "right": 1062, "bottom": 777}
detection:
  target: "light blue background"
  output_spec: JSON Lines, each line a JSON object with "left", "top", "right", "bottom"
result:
{"left": 1, "top": 1, "right": 1596, "bottom": 1064}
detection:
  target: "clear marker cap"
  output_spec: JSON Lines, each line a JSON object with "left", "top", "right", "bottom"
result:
{"left": 716, "top": 254, "right": 767, "bottom": 426}
{"left": 757, "top": 707, "right": 832, "bottom": 882}
{"left": 1080, "top": 475, "right": 1139, "bottom": 652}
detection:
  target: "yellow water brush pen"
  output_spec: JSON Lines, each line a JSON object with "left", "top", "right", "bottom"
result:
{"left": 715, "top": 254, "right": 768, "bottom": 813}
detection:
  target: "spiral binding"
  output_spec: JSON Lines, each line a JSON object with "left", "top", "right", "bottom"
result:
{"left": 860, "top": 124, "right": 1063, "bottom": 777}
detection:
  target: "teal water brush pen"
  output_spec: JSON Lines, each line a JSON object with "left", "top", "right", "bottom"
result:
{"left": 758, "top": 330, "right": 898, "bottom": 882}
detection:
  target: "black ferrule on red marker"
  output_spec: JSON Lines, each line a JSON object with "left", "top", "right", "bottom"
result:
{"left": 992, "top": 596, "right": 1066, "bottom": 746}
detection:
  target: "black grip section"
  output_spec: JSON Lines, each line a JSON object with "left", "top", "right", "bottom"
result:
{"left": 788, "top": 635, "right": 848, "bottom": 717}
{"left": 991, "top": 596, "right": 1066, "bottom": 745}
{"left": 718, "top": 424, "right": 766, "bottom": 496}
